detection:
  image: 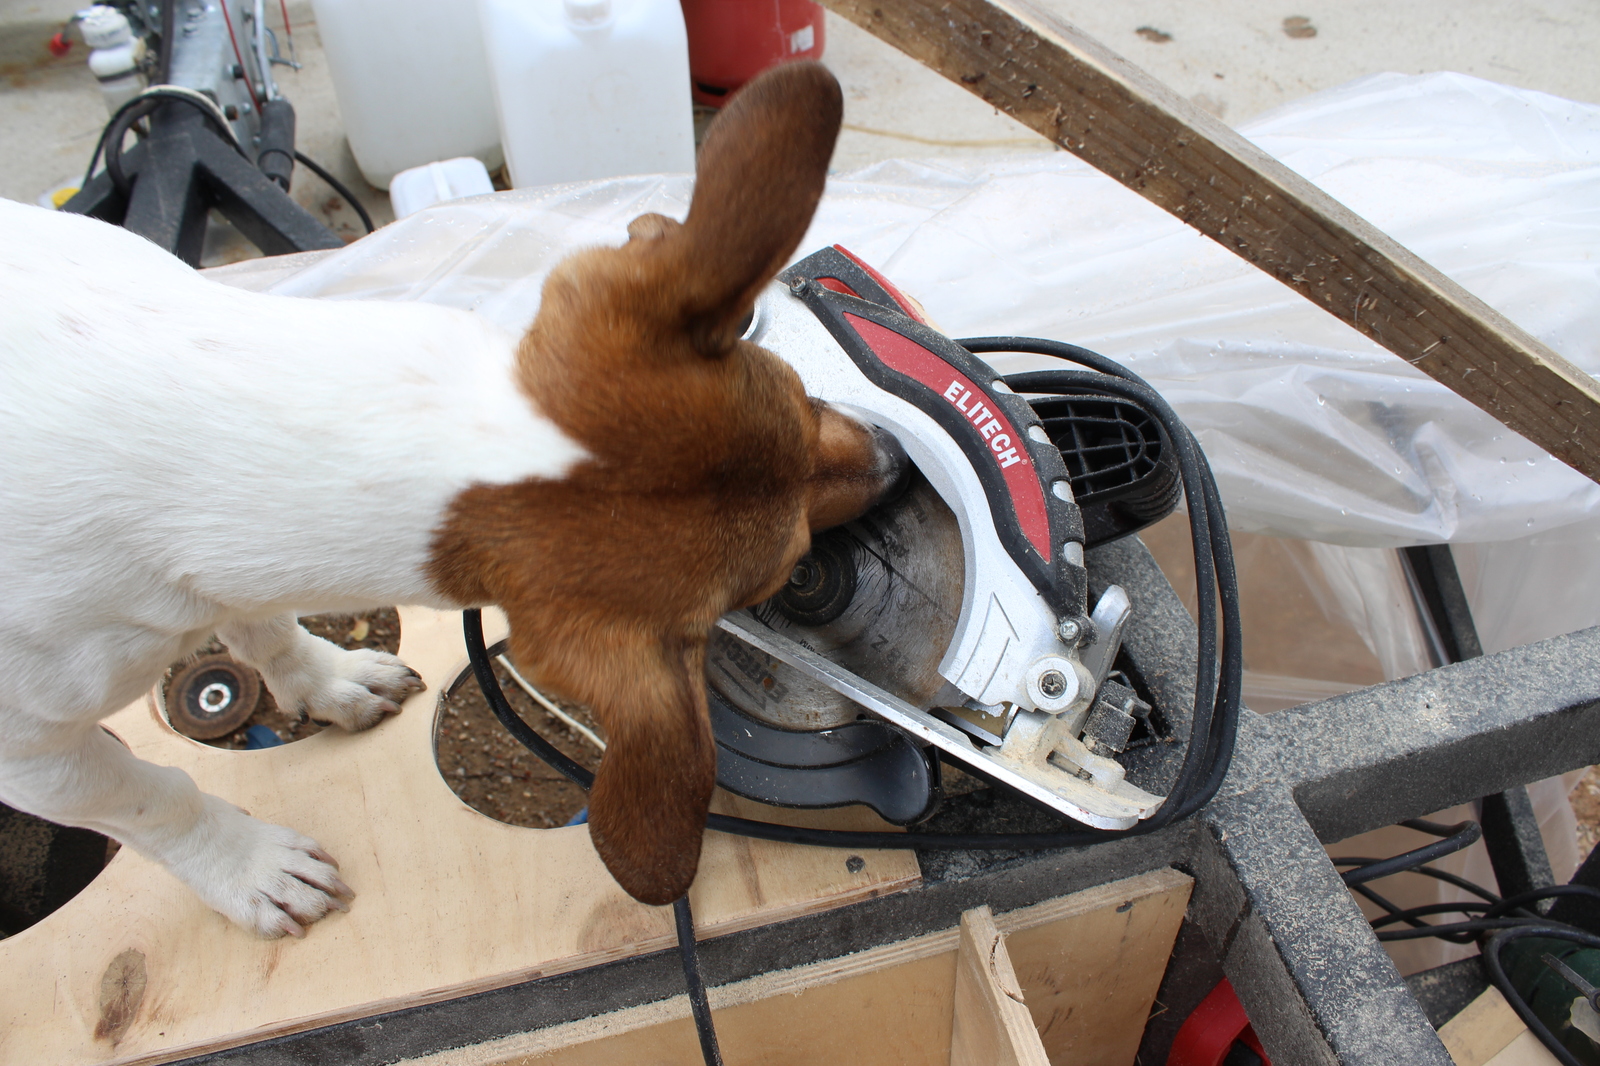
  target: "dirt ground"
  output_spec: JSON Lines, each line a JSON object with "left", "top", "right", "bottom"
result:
{"left": 167, "top": 609, "right": 605, "bottom": 828}
{"left": 434, "top": 655, "right": 604, "bottom": 829}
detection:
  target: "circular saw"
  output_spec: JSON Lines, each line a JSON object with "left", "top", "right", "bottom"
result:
{"left": 707, "top": 246, "right": 1182, "bottom": 830}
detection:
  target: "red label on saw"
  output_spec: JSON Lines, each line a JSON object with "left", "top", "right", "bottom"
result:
{"left": 843, "top": 313, "right": 1052, "bottom": 561}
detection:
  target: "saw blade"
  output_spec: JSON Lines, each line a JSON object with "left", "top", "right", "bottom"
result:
{"left": 706, "top": 473, "right": 964, "bottom": 731}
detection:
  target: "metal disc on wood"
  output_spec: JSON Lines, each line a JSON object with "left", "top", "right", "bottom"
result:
{"left": 166, "top": 654, "right": 261, "bottom": 740}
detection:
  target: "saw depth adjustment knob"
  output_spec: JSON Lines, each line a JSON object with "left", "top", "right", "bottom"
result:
{"left": 774, "top": 529, "right": 859, "bottom": 627}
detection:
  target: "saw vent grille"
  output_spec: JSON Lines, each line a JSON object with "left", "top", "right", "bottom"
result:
{"left": 1031, "top": 391, "right": 1182, "bottom": 547}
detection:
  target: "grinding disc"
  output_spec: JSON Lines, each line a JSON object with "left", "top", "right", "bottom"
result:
{"left": 166, "top": 654, "right": 261, "bottom": 740}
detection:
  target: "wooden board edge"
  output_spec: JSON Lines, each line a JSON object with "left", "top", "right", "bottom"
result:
{"left": 995, "top": 866, "right": 1192, "bottom": 935}
{"left": 92, "top": 863, "right": 922, "bottom": 1066}
{"left": 949, "top": 905, "right": 1050, "bottom": 1066}
{"left": 391, "top": 927, "right": 966, "bottom": 1065}
{"left": 380, "top": 868, "right": 1190, "bottom": 1066}
{"left": 1441, "top": 986, "right": 1532, "bottom": 1066}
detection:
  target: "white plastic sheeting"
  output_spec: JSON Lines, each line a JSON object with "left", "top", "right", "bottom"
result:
{"left": 246, "top": 70, "right": 1600, "bottom": 552}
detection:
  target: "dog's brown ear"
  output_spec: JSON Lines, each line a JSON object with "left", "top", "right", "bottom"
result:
{"left": 580, "top": 628, "right": 717, "bottom": 906}
{"left": 677, "top": 60, "right": 842, "bottom": 353}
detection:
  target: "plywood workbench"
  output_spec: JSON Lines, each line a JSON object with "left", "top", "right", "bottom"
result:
{"left": 0, "top": 607, "right": 920, "bottom": 1066}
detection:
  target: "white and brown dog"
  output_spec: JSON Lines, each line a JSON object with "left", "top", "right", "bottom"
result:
{"left": 0, "top": 63, "right": 901, "bottom": 936}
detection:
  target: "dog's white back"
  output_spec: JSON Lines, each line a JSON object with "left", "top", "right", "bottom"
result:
{"left": 0, "top": 199, "right": 593, "bottom": 936}
{"left": 0, "top": 200, "right": 583, "bottom": 721}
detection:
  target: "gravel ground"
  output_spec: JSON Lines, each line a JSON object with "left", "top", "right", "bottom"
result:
{"left": 166, "top": 609, "right": 606, "bottom": 829}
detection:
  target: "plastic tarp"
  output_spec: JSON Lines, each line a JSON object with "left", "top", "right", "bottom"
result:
{"left": 238, "top": 70, "right": 1600, "bottom": 552}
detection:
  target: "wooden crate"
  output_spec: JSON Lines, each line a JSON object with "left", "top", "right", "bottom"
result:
{"left": 394, "top": 869, "right": 1192, "bottom": 1066}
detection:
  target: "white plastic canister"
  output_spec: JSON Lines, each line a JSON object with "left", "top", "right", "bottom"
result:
{"left": 477, "top": 0, "right": 696, "bottom": 188}
{"left": 389, "top": 157, "right": 495, "bottom": 219}
{"left": 307, "top": 0, "right": 503, "bottom": 189}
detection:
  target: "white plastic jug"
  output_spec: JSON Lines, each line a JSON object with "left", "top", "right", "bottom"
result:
{"left": 308, "top": 0, "right": 504, "bottom": 190}
{"left": 477, "top": 0, "right": 696, "bottom": 188}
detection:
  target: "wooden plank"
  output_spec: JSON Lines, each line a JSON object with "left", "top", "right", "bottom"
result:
{"left": 816, "top": 0, "right": 1600, "bottom": 484}
{"left": 1441, "top": 987, "right": 1549, "bottom": 1066}
{"left": 1484, "top": 1030, "right": 1563, "bottom": 1066}
{"left": 0, "top": 606, "right": 919, "bottom": 1066}
{"left": 949, "top": 906, "right": 1050, "bottom": 1066}
{"left": 1000, "top": 867, "right": 1192, "bottom": 1066}
{"left": 392, "top": 867, "right": 1191, "bottom": 1065}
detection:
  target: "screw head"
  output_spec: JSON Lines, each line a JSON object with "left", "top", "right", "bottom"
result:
{"left": 1057, "top": 619, "right": 1081, "bottom": 645}
{"left": 1039, "top": 670, "right": 1068, "bottom": 699}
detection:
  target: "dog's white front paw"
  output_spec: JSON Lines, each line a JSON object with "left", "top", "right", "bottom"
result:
{"left": 174, "top": 798, "right": 354, "bottom": 938}
{"left": 222, "top": 616, "right": 427, "bottom": 734}
{"left": 301, "top": 648, "right": 425, "bottom": 731}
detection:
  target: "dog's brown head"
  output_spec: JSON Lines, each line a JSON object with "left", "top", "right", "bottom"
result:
{"left": 429, "top": 62, "right": 903, "bottom": 904}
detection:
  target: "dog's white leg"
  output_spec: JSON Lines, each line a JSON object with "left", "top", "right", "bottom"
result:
{"left": 0, "top": 721, "right": 352, "bottom": 937}
{"left": 218, "top": 613, "right": 424, "bottom": 732}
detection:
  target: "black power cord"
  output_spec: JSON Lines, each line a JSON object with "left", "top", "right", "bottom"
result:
{"left": 464, "top": 337, "right": 1242, "bottom": 1064}
{"left": 1336, "top": 824, "right": 1600, "bottom": 1063}
{"left": 675, "top": 896, "right": 723, "bottom": 1066}
{"left": 84, "top": 86, "right": 246, "bottom": 191}
{"left": 85, "top": 95, "right": 374, "bottom": 237}
{"left": 292, "top": 150, "right": 375, "bottom": 235}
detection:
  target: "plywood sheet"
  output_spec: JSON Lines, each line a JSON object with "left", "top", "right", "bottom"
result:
{"left": 0, "top": 607, "right": 919, "bottom": 1066}
{"left": 1442, "top": 986, "right": 1563, "bottom": 1066}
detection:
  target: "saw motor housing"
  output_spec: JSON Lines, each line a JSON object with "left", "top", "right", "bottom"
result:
{"left": 706, "top": 247, "right": 1181, "bottom": 831}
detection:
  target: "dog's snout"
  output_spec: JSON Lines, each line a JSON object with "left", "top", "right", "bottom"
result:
{"left": 869, "top": 423, "right": 911, "bottom": 505}
{"left": 807, "top": 405, "right": 911, "bottom": 532}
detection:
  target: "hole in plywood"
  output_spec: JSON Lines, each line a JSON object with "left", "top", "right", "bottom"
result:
{"left": 158, "top": 608, "right": 403, "bottom": 748}
{"left": 0, "top": 801, "right": 116, "bottom": 941}
{"left": 434, "top": 643, "right": 605, "bottom": 828}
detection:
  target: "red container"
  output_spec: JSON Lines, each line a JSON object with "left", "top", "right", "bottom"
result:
{"left": 680, "top": 0, "right": 826, "bottom": 107}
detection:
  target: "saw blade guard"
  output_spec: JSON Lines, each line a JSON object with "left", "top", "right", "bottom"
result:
{"left": 705, "top": 246, "right": 1180, "bottom": 830}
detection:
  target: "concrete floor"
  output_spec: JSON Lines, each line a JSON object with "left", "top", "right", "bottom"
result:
{"left": 4, "top": 1, "right": 1599, "bottom": 230}
{"left": 826, "top": 1, "right": 1600, "bottom": 170}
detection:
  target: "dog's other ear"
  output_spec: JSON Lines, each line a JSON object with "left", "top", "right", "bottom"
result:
{"left": 574, "top": 626, "right": 717, "bottom": 906}
{"left": 676, "top": 60, "right": 842, "bottom": 354}
{"left": 627, "top": 212, "right": 683, "bottom": 243}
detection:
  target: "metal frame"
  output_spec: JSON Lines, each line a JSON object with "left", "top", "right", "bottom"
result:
{"left": 169, "top": 534, "right": 1600, "bottom": 1066}
{"left": 63, "top": 103, "right": 342, "bottom": 267}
